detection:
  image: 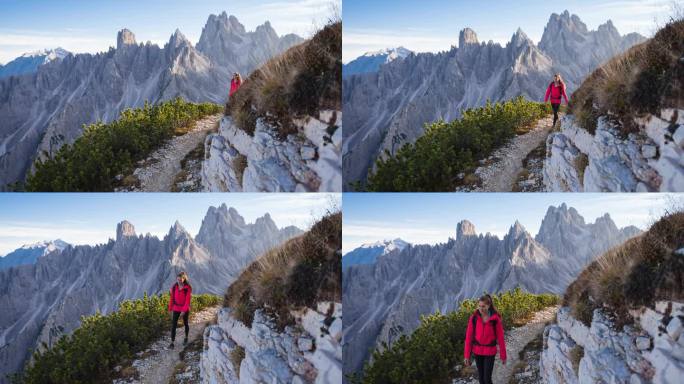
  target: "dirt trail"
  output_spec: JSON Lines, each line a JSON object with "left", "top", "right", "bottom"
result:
{"left": 473, "top": 115, "right": 555, "bottom": 192}
{"left": 132, "top": 114, "right": 221, "bottom": 192}
{"left": 113, "top": 306, "right": 219, "bottom": 384}
{"left": 491, "top": 306, "right": 557, "bottom": 384}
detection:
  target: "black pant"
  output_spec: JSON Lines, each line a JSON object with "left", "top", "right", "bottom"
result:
{"left": 171, "top": 311, "right": 189, "bottom": 342}
{"left": 474, "top": 354, "right": 495, "bottom": 384}
{"left": 551, "top": 103, "right": 560, "bottom": 126}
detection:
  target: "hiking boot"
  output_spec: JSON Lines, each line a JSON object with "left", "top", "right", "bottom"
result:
{"left": 169, "top": 342, "right": 175, "bottom": 349}
{"left": 183, "top": 336, "right": 188, "bottom": 345}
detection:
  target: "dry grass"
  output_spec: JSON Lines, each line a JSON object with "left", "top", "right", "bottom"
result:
{"left": 564, "top": 210, "right": 684, "bottom": 327}
{"left": 232, "top": 154, "right": 248, "bottom": 187}
{"left": 230, "top": 346, "right": 245, "bottom": 378}
{"left": 570, "top": 345, "right": 584, "bottom": 375}
{"left": 224, "top": 211, "right": 342, "bottom": 328}
{"left": 227, "top": 21, "right": 341, "bottom": 137}
{"left": 569, "top": 18, "right": 684, "bottom": 136}
{"left": 574, "top": 153, "right": 589, "bottom": 186}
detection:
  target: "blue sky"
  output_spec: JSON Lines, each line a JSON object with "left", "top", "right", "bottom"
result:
{"left": 343, "top": 0, "right": 678, "bottom": 62}
{"left": 342, "top": 193, "right": 683, "bottom": 254}
{"left": 0, "top": 193, "right": 340, "bottom": 256}
{"left": 0, "top": 0, "right": 339, "bottom": 63}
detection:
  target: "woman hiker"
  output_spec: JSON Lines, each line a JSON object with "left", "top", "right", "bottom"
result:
{"left": 168, "top": 271, "right": 192, "bottom": 349}
{"left": 229, "top": 72, "right": 243, "bottom": 99}
{"left": 544, "top": 73, "right": 569, "bottom": 128}
{"left": 464, "top": 294, "right": 507, "bottom": 384}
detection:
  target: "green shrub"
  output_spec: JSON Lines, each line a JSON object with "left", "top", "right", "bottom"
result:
{"left": 352, "top": 287, "right": 559, "bottom": 384}
{"left": 20, "top": 293, "right": 220, "bottom": 384}
{"left": 25, "top": 97, "right": 221, "bottom": 192}
{"left": 366, "top": 96, "right": 551, "bottom": 191}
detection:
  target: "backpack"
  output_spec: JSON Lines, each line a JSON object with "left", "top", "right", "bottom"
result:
{"left": 472, "top": 311, "right": 498, "bottom": 347}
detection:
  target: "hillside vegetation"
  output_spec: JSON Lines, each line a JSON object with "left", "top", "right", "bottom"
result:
{"left": 570, "top": 17, "right": 684, "bottom": 135}
{"left": 365, "top": 97, "right": 551, "bottom": 191}
{"left": 224, "top": 210, "right": 341, "bottom": 329}
{"left": 227, "top": 20, "right": 341, "bottom": 137}
{"left": 351, "top": 288, "right": 559, "bottom": 384}
{"left": 17, "top": 293, "right": 220, "bottom": 384}
{"left": 565, "top": 209, "right": 684, "bottom": 327}
{"left": 25, "top": 98, "right": 221, "bottom": 192}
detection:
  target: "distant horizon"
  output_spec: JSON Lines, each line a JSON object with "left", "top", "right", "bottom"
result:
{"left": 343, "top": 0, "right": 676, "bottom": 63}
{"left": 0, "top": 193, "right": 340, "bottom": 256}
{"left": 342, "top": 193, "right": 682, "bottom": 254}
{"left": 0, "top": 0, "right": 339, "bottom": 64}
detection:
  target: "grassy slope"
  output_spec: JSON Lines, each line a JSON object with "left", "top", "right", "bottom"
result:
{"left": 564, "top": 209, "right": 684, "bottom": 327}
{"left": 227, "top": 21, "right": 341, "bottom": 138}
{"left": 224, "top": 211, "right": 342, "bottom": 329}
{"left": 569, "top": 18, "right": 684, "bottom": 135}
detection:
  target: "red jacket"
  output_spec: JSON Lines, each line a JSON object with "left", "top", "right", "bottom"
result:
{"left": 464, "top": 310, "right": 507, "bottom": 361}
{"left": 545, "top": 82, "right": 569, "bottom": 104}
{"left": 168, "top": 283, "right": 192, "bottom": 312}
{"left": 229, "top": 78, "right": 242, "bottom": 97}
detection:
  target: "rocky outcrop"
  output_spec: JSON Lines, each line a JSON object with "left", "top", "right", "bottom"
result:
{"left": 342, "top": 205, "right": 640, "bottom": 379}
{"left": 201, "top": 302, "right": 342, "bottom": 383}
{"left": 541, "top": 302, "right": 684, "bottom": 384}
{"left": 0, "top": 13, "right": 302, "bottom": 189}
{"left": 342, "top": 11, "right": 645, "bottom": 188}
{"left": 0, "top": 206, "right": 301, "bottom": 382}
{"left": 543, "top": 109, "right": 684, "bottom": 191}
{"left": 201, "top": 111, "right": 342, "bottom": 192}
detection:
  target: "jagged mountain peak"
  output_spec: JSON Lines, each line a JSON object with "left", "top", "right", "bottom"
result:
{"left": 507, "top": 219, "right": 529, "bottom": 238}
{"left": 459, "top": 27, "right": 479, "bottom": 47}
{"left": 168, "top": 28, "right": 191, "bottom": 49}
{"left": 456, "top": 220, "right": 477, "bottom": 238}
{"left": 116, "top": 220, "right": 136, "bottom": 241}
{"left": 117, "top": 29, "right": 137, "bottom": 49}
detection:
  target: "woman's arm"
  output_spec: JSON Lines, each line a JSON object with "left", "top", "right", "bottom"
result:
{"left": 544, "top": 84, "right": 551, "bottom": 103}
{"left": 497, "top": 318, "right": 507, "bottom": 362}
{"left": 182, "top": 285, "right": 192, "bottom": 313}
{"left": 464, "top": 315, "right": 473, "bottom": 360}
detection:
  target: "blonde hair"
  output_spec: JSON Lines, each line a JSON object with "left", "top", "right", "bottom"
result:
{"left": 177, "top": 271, "right": 188, "bottom": 284}
{"left": 554, "top": 73, "right": 566, "bottom": 90}
{"left": 233, "top": 72, "right": 243, "bottom": 83}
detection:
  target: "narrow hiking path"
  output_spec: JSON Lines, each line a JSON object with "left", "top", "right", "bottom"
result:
{"left": 121, "top": 113, "right": 221, "bottom": 192}
{"left": 112, "top": 305, "right": 219, "bottom": 384}
{"left": 453, "top": 305, "right": 559, "bottom": 384}
{"left": 470, "top": 115, "right": 556, "bottom": 192}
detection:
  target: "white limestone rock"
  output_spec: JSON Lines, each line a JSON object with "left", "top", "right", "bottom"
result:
{"left": 543, "top": 109, "right": 684, "bottom": 192}
{"left": 200, "top": 302, "right": 342, "bottom": 384}
{"left": 201, "top": 111, "right": 341, "bottom": 192}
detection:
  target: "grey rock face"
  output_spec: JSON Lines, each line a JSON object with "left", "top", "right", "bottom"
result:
{"left": 0, "top": 14, "right": 303, "bottom": 189}
{"left": 0, "top": 206, "right": 301, "bottom": 382}
{"left": 342, "top": 11, "right": 646, "bottom": 188}
{"left": 342, "top": 205, "right": 640, "bottom": 379}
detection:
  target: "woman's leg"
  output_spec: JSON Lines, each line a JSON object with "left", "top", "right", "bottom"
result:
{"left": 483, "top": 355, "right": 495, "bottom": 384}
{"left": 182, "top": 311, "right": 190, "bottom": 340}
{"left": 474, "top": 354, "right": 486, "bottom": 384}
{"left": 171, "top": 311, "right": 180, "bottom": 342}
{"left": 552, "top": 103, "right": 560, "bottom": 126}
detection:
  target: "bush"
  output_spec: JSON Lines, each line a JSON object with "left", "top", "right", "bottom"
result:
{"left": 20, "top": 293, "right": 220, "bottom": 384}
{"left": 352, "top": 288, "right": 559, "bottom": 384}
{"left": 365, "top": 96, "right": 551, "bottom": 191}
{"left": 569, "top": 18, "right": 684, "bottom": 135}
{"left": 224, "top": 211, "right": 342, "bottom": 328}
{"left": 25, "top": 97, "right": 221, "bottom": 191}
{"left": 227, "top": 21, "right": 341, "bottom": 137}
{"left": 564, "top": 209, "right": 684, "bottom": 327}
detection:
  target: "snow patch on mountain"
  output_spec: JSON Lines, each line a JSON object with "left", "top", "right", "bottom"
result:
{"left": 342, "top": 238, "right": 408, "bottom": 268}
{"left": 0, "top": 239, "right": 69, "bottom": 270}
{"left": 343, "top": 47, "right": 413, "bottom": 77}
{"left": 0, "top": 48, "right": 70, "bottom": 79}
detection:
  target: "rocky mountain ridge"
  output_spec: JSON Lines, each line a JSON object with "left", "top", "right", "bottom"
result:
{"left": 0, "top": 12, "right": 303, "bottom": 190}
{"left": 0, "top": 239, "right": 69, "bottom": 270}
{"left": 0, "top": 204, "right": 302, "bottom": 382}
{"left": 342, "top": 11, "right": 646, "bottom": 188}
{"left": 342, "top": 204, "right": 641, "bottom": 379}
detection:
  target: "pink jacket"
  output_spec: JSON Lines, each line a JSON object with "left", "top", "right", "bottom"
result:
{"left": 229, "top": 78, "right": 242, "bottom": 97}
{"left": 464, "top": 310, "right": 507, "bottom": 361}
{"left": 168, "top": 283, "right": 192, "bottom": 312}
{"left": 545, "top": 82, "right": 569, "bottom": 104}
